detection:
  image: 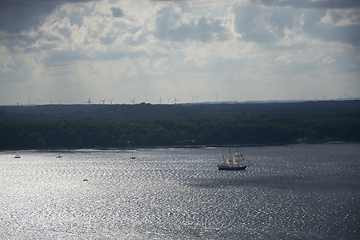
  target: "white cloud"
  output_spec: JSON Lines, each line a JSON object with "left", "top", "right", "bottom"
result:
{"left": 0, "top": 46, "right": 14, "bottom": 73}
{"left": 321, "top": 56, "right": 335, "bottom": 65}
{"left": 320, "top": 9, "right": 360, "bottom": 26}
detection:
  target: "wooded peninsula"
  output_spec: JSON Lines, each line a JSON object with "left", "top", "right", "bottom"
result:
{"left": 1, "top": 100, "right": 359, "bottom": 149}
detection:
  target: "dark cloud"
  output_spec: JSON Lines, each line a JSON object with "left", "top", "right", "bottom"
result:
{"left": 269, "top": 8, "right": 296, "bottom": 38}
{"left": 154, "top": 4, "right": 230, "bottom": 42}
{"left": 154, "top": 4, "right": 182, "bottom": 39}
{"left": 301, "top": 9, "right": 360, "bottom": 46}
{"left": 111, "top": 7, "right": 123, "bottom": 17}
{"left": 259, "top": 0, "right": 360, "bottom": 9}
{"left": 231, "top": 1, "right": 360, "bottom": 46}
{"left": 0, "top": 0, "right": 94, "bottom": 33}
{"left": 309, "top": 24, "right": 360, "bottom": 46}
{"left": 99, "top": 32, "right": 118, "bottom": 45}
{"left": 232, "top": 4, "right": 277, "bottom": 43}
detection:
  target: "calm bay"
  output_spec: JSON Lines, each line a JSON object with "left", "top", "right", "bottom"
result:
{"left": 1, "top": 143, "right": 359, "bottom": 239}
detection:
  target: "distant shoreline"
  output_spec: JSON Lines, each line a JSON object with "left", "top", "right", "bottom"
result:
{"left": 2, "top": 141, "right": 359, "bottom": 152}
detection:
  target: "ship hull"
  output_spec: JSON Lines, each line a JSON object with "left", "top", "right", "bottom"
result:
{"left": 218, "top": 165, "right": 246, "bottom": 171}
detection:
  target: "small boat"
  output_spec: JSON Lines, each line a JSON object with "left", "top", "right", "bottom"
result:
{"left": 56, "top": 153, "right": 62, "bottom": 158}
{"left": 130, "top": 151, "right": 136, "bottom": 159}
{"left": 218, "top": 148, "right": 249, "bottom": 171}
{"left": 14, "top": 152, "right": 21, "bottom": 158}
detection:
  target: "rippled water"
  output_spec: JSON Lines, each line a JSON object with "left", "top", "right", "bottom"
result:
{"left": 1, "top": 143, "right": 359, "bottom": 239}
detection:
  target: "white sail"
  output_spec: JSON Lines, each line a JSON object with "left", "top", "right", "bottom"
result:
{"left": 225, "top": 155, "right": 231, "bottom": 165}
{"left": 235, "top": 152, "right": 246, "bottom": 161}
{"left": 232, "top": 155, "right": 239, "bottom": 165}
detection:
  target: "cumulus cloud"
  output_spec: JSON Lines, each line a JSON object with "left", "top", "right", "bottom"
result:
{"left": 302, "top": 9, "right": 360, "bottom": 46}
{"left": 229, "top": 0, "right": 360, "bottom": 46}
{"left": 320, "top": 9, "right": 360, "bottom": 26}
{"left": 231, "top": 3, "right": 276, "bottom": 43}
{"left": 154, "top": 3, "right": 231, "bottom": 42}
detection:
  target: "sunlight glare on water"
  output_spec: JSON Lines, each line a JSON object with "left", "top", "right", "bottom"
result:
{"left": 1, "top": 144, "right": 359, "bottom": 239}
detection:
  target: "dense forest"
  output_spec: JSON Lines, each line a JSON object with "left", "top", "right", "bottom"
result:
{"left": 1, "top": 100, "right": 360, "bottom": 122}
{"left": 1, "top": 101, "right": 359, "bottom": 149}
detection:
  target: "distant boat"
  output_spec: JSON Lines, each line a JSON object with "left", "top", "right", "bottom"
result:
{"left": 14, "top": 152, "right": 21, "bottom": 158}
{"left": 56, "top": 153, "right": 62, "bottom": 158}
{"left": 218, "top": 148, "right": 249, "bottom": 171}
{"left": 130, "top": 151, "right": 136, "bottom": 159}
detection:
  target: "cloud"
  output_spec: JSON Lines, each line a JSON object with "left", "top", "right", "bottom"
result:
{"left": 154, "top": 3, "right": 231, "bottom": 42}
{"left": 0, "top": 0, "right": 359, "bottom": 105}
{"left": 259, "top": 0, "right": 360, "bottom": 9}
{"left": 111, "top": 7, "right": 124, "bottom": 18}
{"left": 321, "top": 56, "right": 335, "bottom": 65}
{"left": 231, "top": 3, "right": 276, "bottom": 43}
{"left": 0, "top": 0, "right": 94, "bottom": 33}
{"left": 229, "top": 0, "right": 360, "bottom": 46}
{"left": 302, "top": 9, "right": 360, "bottom": 46}
{"left": 99, "top": 32, "right": 118, "bottom": 45}
{"left": 321, "top": 9, "right": 360, "bottom": 26}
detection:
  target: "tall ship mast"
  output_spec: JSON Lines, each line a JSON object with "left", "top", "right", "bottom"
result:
{"left": 218, "top": 148, "right": 249, "bottom": 171}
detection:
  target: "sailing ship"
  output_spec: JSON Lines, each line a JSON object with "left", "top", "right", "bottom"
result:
{"left": 218, "top": 148, "right": 249, "bottom": 170}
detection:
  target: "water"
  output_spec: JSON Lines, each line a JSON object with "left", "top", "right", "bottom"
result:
{"left": 1, "top": 143, "right": 359, "bottom": 239}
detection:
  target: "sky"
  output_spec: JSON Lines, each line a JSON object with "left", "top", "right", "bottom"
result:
{"left": 0, "top": 0, "right": 359, "bottom": 105}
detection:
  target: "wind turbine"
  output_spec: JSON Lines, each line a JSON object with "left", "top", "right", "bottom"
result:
{"left": 322, "top": 95, "right": 326, "bottom": 100}
{"left": 86, "top": 98, "right": 92, "bottom": 104}
{"left": 195, "top": 94, "right": 199, "bottom": 103}
{"left": 100, "top": 98, "right": 106, "bottom": 104}
{"left": 130, "top": 98, "right": 135, "bottom": 104}
{"left": 108, "top": 98, "right": 114, "bottom": 104}
{"left": 58, "top": 99, "right": 61, "bottom": 105}
{"left": 191, "top": 95, "right": 195, "bottom": 103}
{"left": 300, "top": 96, "right": 304, "bottom": 101}
{"left": 167, "top": 97, "right": 171, "bottom": 104}
{"left": 173, "top": 96, "right": 179, "bottom": 104}
{"left": 158, "top": 97, "right": 163, "bottom": 104}
{"left": 314, "top": 95, "right": 318, "bottom": 101}
{"left": 214, "top": 93, "right": 218, "bottom": 102}
{"left": 37, "top": 99, "right": 40, "bottom": 105}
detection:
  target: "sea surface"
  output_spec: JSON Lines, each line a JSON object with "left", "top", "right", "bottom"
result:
{"left": 1, "top": 143, "right": 359, "bottom": 239}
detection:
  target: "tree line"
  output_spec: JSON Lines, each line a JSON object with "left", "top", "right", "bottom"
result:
{"left": 1, "top": 113, "right": 359, "bottom": 149}
{"left": 1, "top": 100, "right": 360, "bottom": 122}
